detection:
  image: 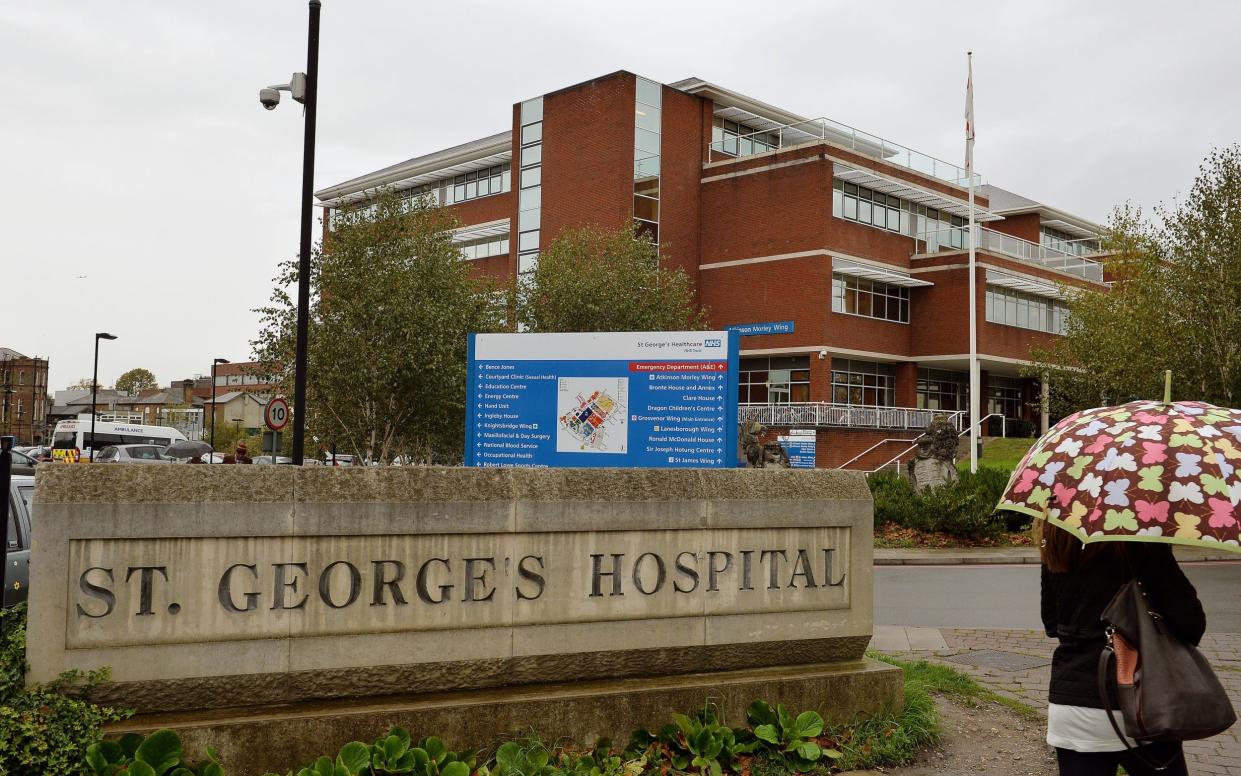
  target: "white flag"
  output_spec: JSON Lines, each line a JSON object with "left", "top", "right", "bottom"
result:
{"left": 964, "top": 52, "right": 975, "bottom": 174}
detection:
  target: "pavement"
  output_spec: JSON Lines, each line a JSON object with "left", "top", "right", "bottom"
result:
{"left": 873, "top": 548, "right": 1241, "bottom": 774}
{"left": 874, "top": 546, "right": 1241, "bottom": 565}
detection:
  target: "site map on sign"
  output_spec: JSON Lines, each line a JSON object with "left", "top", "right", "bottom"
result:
{"left": 556, "top": 377, "right": 628, "bottom": 454}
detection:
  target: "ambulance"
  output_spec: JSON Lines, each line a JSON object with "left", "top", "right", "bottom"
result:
{"left": 50, "top": 414, "right": 188, "bottom": 463}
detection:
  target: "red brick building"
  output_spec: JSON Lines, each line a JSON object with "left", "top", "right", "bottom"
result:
{"left": 316, "top": 72, "right": 1107, "bottom": 470}
{"left": 0, "top": 347, "right": 51, "bottom": 444}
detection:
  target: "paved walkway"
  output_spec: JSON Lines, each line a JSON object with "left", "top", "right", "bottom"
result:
{"left": 877, "top": 627, "right": 1241, "bottom": 774}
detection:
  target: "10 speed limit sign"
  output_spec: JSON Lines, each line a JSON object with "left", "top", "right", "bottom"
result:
{"left": 264, "top": 397, "right": 290, "bottom": 431}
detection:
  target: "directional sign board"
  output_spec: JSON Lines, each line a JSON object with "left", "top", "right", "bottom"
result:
{"left": 466, "top": 331, "right": 739, "bottom": 468}
{"left": 777, "top": 428, "right": 817, "bottom": 469}
{"left": 264, "top": 396, "right": 290, "bottom": 431}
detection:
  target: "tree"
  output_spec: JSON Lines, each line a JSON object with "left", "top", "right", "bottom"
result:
{"left": 517, "top": 225, "right": 710, "bottom": 332}
{"left": 253, "top": 190, "right": 504, "bottom": 465}
{"left": 115, "top": 368, "right": 158, "bottom": 394}
{"left": 69, "top": 377, "right": 96, "bottom": 389}
{"left": 1032, "top": 146, "right": 1241, "bottom": 413}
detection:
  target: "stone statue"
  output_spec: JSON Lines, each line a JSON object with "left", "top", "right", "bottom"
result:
{"left": 905, "top": 413, "right": 960, "bottom": 492}
{"left": 739, "top": 420, "right": 792, "bottom": 469}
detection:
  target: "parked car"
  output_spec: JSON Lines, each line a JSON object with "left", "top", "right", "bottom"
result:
{"left": 94, "top": 444, "right": 174, "bottom": 464}
{"left": 8, "top": 448, "right": 38, "bottom": 467}
{"left": 24, "top": 446, "right": 53, "bottom": 462}
{"left": 327, "top": 454, "right": 356, "bottom": 466}
{"left": 253, "top": 456, "right": 294, "bottom": 465}
{"left": 4, "top": 474, "right": 34, "bottom": 607}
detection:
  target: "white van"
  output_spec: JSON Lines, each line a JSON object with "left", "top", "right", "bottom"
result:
{"left": 51, "top": 414, "right": 188, "bottom": 463}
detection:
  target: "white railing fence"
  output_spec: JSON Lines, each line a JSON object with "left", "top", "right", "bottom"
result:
{"left": 916, "top": 227, "right": 1104, "bottom": 282}
{"left": 707, "top": 117, "right": 981, "bottom": 189}
{"left": 739, "top": 403, "right": 965, "bottom": 432}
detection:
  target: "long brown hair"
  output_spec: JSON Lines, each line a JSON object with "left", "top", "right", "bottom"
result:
{"left": 1038, "top": 519, "right": 1123, "bottom": 573}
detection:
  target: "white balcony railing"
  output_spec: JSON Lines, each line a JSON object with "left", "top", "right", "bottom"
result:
{"left": 708, "top": 116, "right": 982, "bottom": 189}
{"left": 916, "top": 226, "right": 1105, "bottom": 283}
{"left": 739, "top": 403, "right": 965, "bottom": 432}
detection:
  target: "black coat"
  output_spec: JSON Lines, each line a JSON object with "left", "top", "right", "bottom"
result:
{"left": 1040, "top": 543, "right": 1206, "bottom": 708}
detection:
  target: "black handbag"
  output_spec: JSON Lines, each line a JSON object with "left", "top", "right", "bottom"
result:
{"left": 1097, "top": 577, "right": 1236, "bottom": 763}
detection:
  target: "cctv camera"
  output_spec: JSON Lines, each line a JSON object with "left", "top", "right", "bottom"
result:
{"left": 818, "top": 349, "right": 828, "bottom": 360}
{"left": 259, "top": 88, "right": 281, "bottom": 110}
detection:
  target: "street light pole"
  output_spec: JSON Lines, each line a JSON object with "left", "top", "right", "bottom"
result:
{"left": 210, "top": 358, "right": 230, "bottom": 462}
{"left": 90, "top": 333, "right": 117, "bottom": 462}
{"left": 291, "top": 0, "right": 321, "bottom": 466}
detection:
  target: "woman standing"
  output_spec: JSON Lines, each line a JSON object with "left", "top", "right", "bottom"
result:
{"left": 1040, "top": 520, "right": 1206, "bottom": 775}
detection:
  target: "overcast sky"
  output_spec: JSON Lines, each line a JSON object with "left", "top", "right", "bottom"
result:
{"left": 4, "top": 0, "right": 1238, "bottom": 391}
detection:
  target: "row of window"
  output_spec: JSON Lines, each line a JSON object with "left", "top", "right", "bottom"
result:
{"left": 738, "top": 357, "right": 1038, "bottom": 424}
{"left": 830, "top": 358, "right": 896, "bottom": 408}
{"left": 710, "top": 118, "right": 780, "bottom": 157}
{"left": 0, "top": 370, "right": 45, "bottom": 387}
{"left": 831, "top": 273, "right": 910, "bottom": 323}
{"left": 634, "top": 77, "right": 661, "bottom": 245}
{"left": 832, "top": 180, "right": 968, "bottom": 239}
{"left": 739, "top": 356, "right": 811, "bottom": 404}
{"left": 1040, "top": 225, "right": 1100, "bottom": 257}
{"left": 518, "top": 97, "right": 544, "bottom": 276}
{"left": 458, "top": 235, "right": 510, "bottom": 261}
{"left": 409, "top": 163, "right": 512, "bottom": 206}
{"left": 985, "top": 285, "right": 1068, "bottom": 334}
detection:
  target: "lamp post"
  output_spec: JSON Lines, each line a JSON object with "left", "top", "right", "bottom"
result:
{"left": 259, "top": 0, "right": 320, "bottom": 465}
{"left": 90, "top": 333, "right": 117, "bottom": 462}
{"left": 210, "top": 358, "right": 230, "bottom": 462}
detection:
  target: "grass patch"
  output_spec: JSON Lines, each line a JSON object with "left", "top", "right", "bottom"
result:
{"left": 870, "top": 651, "right": 1041, "bottom": 722}
{"left": 825, "top": 674, "right": 939, "bottom": 771}
{"left": 961, "top": 437, "right": 1036, "bottom": 474}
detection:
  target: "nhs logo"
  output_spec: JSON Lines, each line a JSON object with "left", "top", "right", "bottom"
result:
{"left": 704, "top": 338, "right": 722, "bottom": 348}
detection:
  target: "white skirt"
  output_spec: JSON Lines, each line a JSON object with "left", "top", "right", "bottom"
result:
{"left": 1046, "top": 703, "right": 1137, "bottom": 752}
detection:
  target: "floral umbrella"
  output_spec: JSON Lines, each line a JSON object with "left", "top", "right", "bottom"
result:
{"left": 997, "top": 399, "right": 1241, "bottom": 553}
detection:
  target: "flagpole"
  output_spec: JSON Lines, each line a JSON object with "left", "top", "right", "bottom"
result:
{"left": 966, "top": 51, "right": 980, "bottom": 474}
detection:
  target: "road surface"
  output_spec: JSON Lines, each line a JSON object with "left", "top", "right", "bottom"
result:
{"left": 875, "top": 561, "right": 1241, "bottom": 632}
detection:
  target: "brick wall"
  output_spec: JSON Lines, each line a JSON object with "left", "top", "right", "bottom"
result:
{"left": 658, "top": 85, "right": 709, "bottom": 281}
{"left": 541, "top": 71, "right": 634, "bottom": 244}
{"left": 700, "top": 152, "right": 833, "bottom": 263}
{"left": 756, "top": 426, "right": 921, "bottom": 470}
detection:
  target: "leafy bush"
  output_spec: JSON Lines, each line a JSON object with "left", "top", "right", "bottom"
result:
{"left": 868, "top": 468, "right": 1021, "bottom": 539}
{"left": 92, "top": 696, "right": 932, "bottom": 776}
{"left": 0, "top": 604, "right": 131, "bottom": 776}
{"left": 85, "top": 729, "right": 224, "bottom": 776}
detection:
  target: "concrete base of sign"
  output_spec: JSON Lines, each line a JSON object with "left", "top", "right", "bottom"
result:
{"left": 111, "top": 658, "right": 903, "bottom": 776}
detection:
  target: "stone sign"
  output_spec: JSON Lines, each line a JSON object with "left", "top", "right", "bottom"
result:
{"left": 28, "top": 466, "right": 896, "bottom": 774}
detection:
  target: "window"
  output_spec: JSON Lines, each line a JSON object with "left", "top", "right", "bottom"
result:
{"left": 518, "top": 97, "right": 544, "bottom": 276}
{"left": 830, "top": 359, "right": 895, "bottom": 407}
{"left": 832, "top": 273, "right": 909, "bottom": 323}
{"left": 634, "top": 77, "right": 661, "bottom": 246}
{"left": 988, "top": 375, "right": 1024, "bottom": 421}
{"left": 5, "top": 507, "right": 17, "bottom": 550}
{"left": 458, "top": 235, "right": 510, "bottom": 260}
{"left": 917, "top": 368, "right": 967, "bottom": 411}
{"left": 985, "top": 285, "right": 1068, "bottom": 334}
{"left": 1041, "top": 225, "right": 1099, "bottom": 257}
{"left": 739, "top": 357, "right": 811, "bottom": 404}
{"left": 832, "top": 180, "right": 966, "bottom": 240}
{"left": 710, "top": 118, "right": 779, "bottom": 157}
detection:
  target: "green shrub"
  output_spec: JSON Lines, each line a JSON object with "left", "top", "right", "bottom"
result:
{"left": 868, "top": 467, "right": 1020, "bottom": 539}
{"left": 0, "top": 604, "right": 131, "bottom": 776}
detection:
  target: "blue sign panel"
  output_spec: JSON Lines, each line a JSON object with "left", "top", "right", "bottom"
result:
{"left": 778, "top": 429, "right": 817, "bottom": 469}
{"left": 725, "top": 320, "right": 795, "bottom": 336}
{"left": 466, "top": 332, "right": 739, "bottom": 469}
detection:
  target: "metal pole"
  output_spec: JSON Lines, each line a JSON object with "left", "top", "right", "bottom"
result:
{"left": 210, "top": 361, "right": 218, "bottom": 461}
{"left": 966, "top": 52, "right": 979, "bottom": 474}
{"left": 90, "top": 336, "right": 100, "bottom": 463}
{"left": 1, "top": 435, "right": 11, "bottom": 610}
{"left": 291, "top": 0, "right": 321, "bottom": 466}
